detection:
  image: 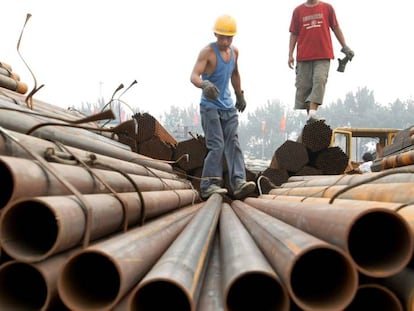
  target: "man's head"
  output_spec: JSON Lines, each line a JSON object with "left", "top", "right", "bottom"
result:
{"left": 362, "top": 152, "right": 374, "bottom": 162}
{"left": 213, "top": 15, "right": 237, "bottom": 36}
{"left": 213, "top": 15, "right": 236, "bottom": 49}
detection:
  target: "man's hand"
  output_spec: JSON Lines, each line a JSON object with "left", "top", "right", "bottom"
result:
{"left": 235, "top": 91, "right": 246, "bottom": 112}
{"left": 201, "top": 80, "right": 220, "bottom": 101}
{"left": 341, "top": 46, "right": 354, "bottom": 60}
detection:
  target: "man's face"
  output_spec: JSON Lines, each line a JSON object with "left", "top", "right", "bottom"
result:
{"left": 215, "top": 34, "right": 233, "bottom": 49}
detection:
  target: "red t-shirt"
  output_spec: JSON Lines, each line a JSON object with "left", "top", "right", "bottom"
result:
{"left": 289, "top": 1, "right": 338, "bottom": 61}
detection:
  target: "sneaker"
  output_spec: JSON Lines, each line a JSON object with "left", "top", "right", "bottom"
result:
{"left": 306, "top": 115, "right": 326, "bottom": 125}
{"left": 233, "top": 181, "right": 256, "bottom": 199}
{"left": 200, "top": 184, "right": 228, "bottom": 200}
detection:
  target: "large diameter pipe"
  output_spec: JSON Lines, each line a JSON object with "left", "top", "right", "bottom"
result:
{"left": 0, "top": 129, "right": 177, "bottom": 178}
{"left": 245, "top": 197, "right": 414, "bottom": 278}
{"left": 269, "top": 182, "right": 414, "bottom": 203}
{"left": 196, "top": 233, "right": 224, "bottom": 311}
{"left": 220, "top": 203, "right": 290, "bottom": 311}
{"left": 260, "top": 195, "right": 414, "bottom": 239}
{"left": 126, "top": 193, "right": 223, "bottom": 311}
{"left": 0, "top": 155, "right": 191, "bottom": 210}
{"left": 231, "top": 200, "right": 358, "bottom": 311}
{"left": 57, "top": 204, "right": 201, "bottom": 311}
{"left": 0, "top": 250, "right": 75, "bottom": 310}
{"left": 344, "top": 283, "right": 403, "bottom": 311}
{"left": 0, "top": 189, "right": 199, "bottom": 262}
{"left": 379, "top": 268, "right": 414, "bottom": 311}
{"left": 0, "top": 99, "right": 172, "bottom": 172}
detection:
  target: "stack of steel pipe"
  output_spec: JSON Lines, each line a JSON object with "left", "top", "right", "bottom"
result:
{"left": 0, "top": 96, "right": 172, "bottom": 172}
{"left": 1, "top": 89, "right": 414, "bottom": 309}
{"left": 0, "top": 204, "right": 202, "bottom": 310}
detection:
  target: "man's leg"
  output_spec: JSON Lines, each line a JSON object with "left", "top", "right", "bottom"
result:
{"left": 200, "top": 106, "right": 227, "bottom": 198}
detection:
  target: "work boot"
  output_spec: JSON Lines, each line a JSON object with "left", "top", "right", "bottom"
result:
{"left": 200, "top": 184, "right": 228, "bottom": 200}
{"left": 306, "top": 115, "right": 326, "bottom": 125}
{"left": 233, "top": 180, "right": 256, "bottom": 199}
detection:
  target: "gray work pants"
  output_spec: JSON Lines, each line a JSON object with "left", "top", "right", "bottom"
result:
{"left": 295, "top": 59, "right": 330, "bottom": 110}
{"left": 200, "top": 105, "right": 246, "bottom": 192}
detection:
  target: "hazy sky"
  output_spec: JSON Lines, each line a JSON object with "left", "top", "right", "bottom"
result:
{"left": 3, "top": 1, "right": 413, "bottom": 119}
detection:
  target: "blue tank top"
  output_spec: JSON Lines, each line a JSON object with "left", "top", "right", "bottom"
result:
{"left": 200, "top": 42, "right": 235, "bottom": 109}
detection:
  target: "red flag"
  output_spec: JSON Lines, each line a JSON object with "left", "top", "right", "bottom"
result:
{"left": 279, "top": 115, "right": 286, "bottom": 132}
{"left": 261, "top": 120, "right": 266, "bottom": 135}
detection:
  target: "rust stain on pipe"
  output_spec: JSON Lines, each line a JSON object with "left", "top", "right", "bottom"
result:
{"left": 231, "top": 200, "right": 358, "bottom": 311}
{"left": 57, "top": 204, "right": 201, "bottom": 311}
{"left": 0, "top": 189, "right": 199, "bottom": 262}
{"left": 245, "top": 197, "right": 414, "bottom": 278}
{"left": 128, "top": 193, "right": 223, "bottom": 311}
{"left": 220, "top": 203, "right": 290, "bottom": 311}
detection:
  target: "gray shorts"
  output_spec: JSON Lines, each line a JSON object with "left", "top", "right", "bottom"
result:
{"left": 295, "top": 59, "right": 330, "bottom": 110}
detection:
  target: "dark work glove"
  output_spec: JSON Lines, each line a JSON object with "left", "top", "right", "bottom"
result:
{"left": 235, "top": 91, "right": 246, "bottom": 112}
{"left": 341, "top": 46, "right": 354, "bottom": 60}
{"left": 201, "top": 80, "right": 220, "bottom": 101}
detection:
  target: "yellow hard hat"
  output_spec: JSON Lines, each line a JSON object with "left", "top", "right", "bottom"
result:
{"left": 213, "top": 15, "right": 237, "bottom": 36}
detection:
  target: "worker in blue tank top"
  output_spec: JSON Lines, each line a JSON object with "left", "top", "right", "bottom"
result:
{"left": 190, "top": 14, "right": 256, "bottom": 200}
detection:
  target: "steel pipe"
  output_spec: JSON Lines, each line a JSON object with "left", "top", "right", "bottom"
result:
{"left": 0, "top": 189, "right": 199, "bottom": 262}
{"left": 344, "top": 283, "right": 403, "bottom": 311}
{"left": 231, "top": 200, "right": 358, "bottom": 311}
{"left": 0, "top": 129, "right": 176, "bottom": 176}
{"left": 269, "top": 182, "right": 414, "bottom": 203}
{"left": 196, "top": 234, "right": 225, "bottom": 311}
{"left": 0, "top": 155, "right": 191, "bottom": 210}
{"left": 126, "top": 194, "right": 222, "bottom": 311}
{"left": 220, "top": 203, "right": 290, "bottom": 311}
{"left": 57, "top": 204, "right": 201, "bottom": 311}
{"left": 280, "top": 167, "right": 414, "bottom": 189}
{"left": 0, "top": 99, "right": 172, "bottom": 172}
{"left": 0, "top": 250, "right": 75, "bottom": 310}
{"left": 244, "top": 197, "right": 414, "bottom": 278}
{"left": 259, "top": 194, "right": 403, "bottom": 210}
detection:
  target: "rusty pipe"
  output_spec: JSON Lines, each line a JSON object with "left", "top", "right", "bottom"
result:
{"left": 259, "top": 194, "right": 404, "bottom": 210}
{"left": 0, "top": 101, "right": 172, "bottom": 172}
{"left": 0, "top": 250, "right": 75, "bottom": 310}
{"left": 0, "top": 155, "right": 191, "bottom": 210}
{"left": 57, "top": 204, "right": 201, "bottom": 311}
{"left": 261, "top": 194, "right": 414, "bottom": 242}
{"left": 280, "top": 167, "right": 414, "bottom": 188}
{"left": 269, "top": 182, "right": 414, "bottom": 203}
{"left": 0, "top": 128, "right": 179, "bottom": 178}
{"left": 231, "top": 200, "right": 358, "bottom": 311}
{"left": 126, "top": 193, "right": 222, "bottom": 311}
{"left": 0, "top": 189, "right": 199, "bottom": 262}
{"left": 245, "top": 197, "right": 414, "bottom": 278}
{"left": 220, "top": 203, "right": 290, "bottom": 311}
{"left": 344, "top": 283, "right": 403, "bottom": 311}
{"left": 381, "top": 149, "right": 414, "bottom": 170}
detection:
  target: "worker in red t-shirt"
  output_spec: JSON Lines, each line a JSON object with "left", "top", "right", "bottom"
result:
{"left": 288, "top": 0, "right": 354, "bottom": 124}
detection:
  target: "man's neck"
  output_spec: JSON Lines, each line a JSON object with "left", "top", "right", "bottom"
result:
{"left": 305, "top": 0, "right": 320, "bottom": 7}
